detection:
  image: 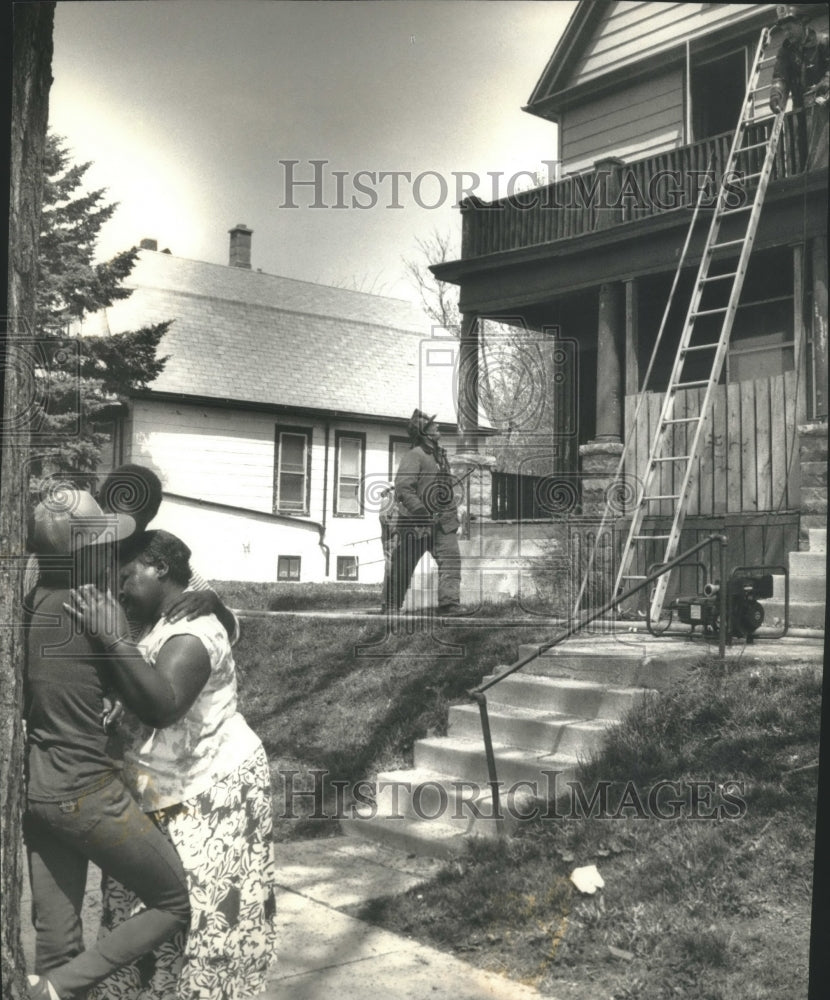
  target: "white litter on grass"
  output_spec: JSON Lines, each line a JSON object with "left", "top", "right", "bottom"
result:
{"left": 570, "top": 864, "right": 605, "bottom": 895}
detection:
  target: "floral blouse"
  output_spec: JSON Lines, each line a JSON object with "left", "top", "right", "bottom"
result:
{"left": 119, "top": 614, "right": 261, "bottom": 812}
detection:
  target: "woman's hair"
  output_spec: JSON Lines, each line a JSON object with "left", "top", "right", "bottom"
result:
{"left": 124, "top": 529, "right": 192, "bottom": 587}
{"left": 98, "top": 464, "right": 163, "bottom": 529}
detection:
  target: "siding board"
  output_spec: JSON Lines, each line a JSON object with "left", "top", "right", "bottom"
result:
{"left": 570, "top": 3, "right": 769, "bottom": 86}
{"left": 562, "top": 68, "right": 683, "bottom": 172}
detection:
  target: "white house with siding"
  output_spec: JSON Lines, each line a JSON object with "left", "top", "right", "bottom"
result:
{"left": 81, "top": 227, "right": 466, "bottom": 584}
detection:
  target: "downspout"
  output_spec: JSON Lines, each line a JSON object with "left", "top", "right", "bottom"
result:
{"left": 320, "top": 421, "right": 331, "bottom": 576}
{"left": 685, "top": 39, "right": 692, "bottom": 143}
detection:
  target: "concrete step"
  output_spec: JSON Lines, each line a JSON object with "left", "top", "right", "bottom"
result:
{"left": 448, "top": 702, "right": 612, "bottom": 757}
{"left": 514, "top": 644, "right": 695, "bottom": 689}
{"left": 789, "top": 551, "right": 827, "bottom": 578}
{"left": 765, "top": 598, "right": 826, "bottom": 630}
{"left": 480, "top": 671, "right": 655, "bottom": 720}
{"left": 772, "top": 573, "right": 826, "bottom": 604}
{"left": 341, "top": 812, "right": 476, "bottom": 860}
{"left": 809, "top": 527, "right": 826, "bottom": 554}
{"left": 414, "top": 734, "right": 583, "bottom": 788}
{"left": 365, "top": 767, "right": 549, "bottom": 841}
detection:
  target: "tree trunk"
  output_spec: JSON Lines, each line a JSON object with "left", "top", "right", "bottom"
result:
{"left": 2, "top": 4, "right": 54, "bottom": 996}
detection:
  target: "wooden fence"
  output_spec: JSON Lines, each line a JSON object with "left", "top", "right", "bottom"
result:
{"left": 623, "top": 370, "right": 802, "bottom": 518}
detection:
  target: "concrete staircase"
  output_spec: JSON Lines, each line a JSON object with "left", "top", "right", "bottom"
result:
{"left": 767, "top": 527, "right": 827, "bottom": 630}
{"left": 342, "top": 644, "right": 676, "bottom": 859}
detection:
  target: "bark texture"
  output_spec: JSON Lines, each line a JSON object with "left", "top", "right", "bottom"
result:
{"left": 2, "top": 5, "right": 54, "bottom": 996}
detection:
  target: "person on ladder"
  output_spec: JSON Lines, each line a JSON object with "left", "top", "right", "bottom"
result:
{"left": 769, "top": 4, "right": 829, "bottom": 169}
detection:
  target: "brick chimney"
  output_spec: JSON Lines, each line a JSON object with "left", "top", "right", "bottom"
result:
{"left": 140, "top": 238, "right": 158, "bottom": 251}
{"left": 228, "top": 224, "right": 253, "bottom": 269}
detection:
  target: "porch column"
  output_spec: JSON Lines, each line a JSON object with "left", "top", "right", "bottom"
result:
{"left": 457, "top": 311, "right": 480, "bottom": 452}
{"left": 580, "top": 282, "right": 625, "bottom": 514}
{"left": 812, "top": 236, "right": 828, "bottom": 421}
{"left": 596, "top": 281, "right": 625, "bottom": 441}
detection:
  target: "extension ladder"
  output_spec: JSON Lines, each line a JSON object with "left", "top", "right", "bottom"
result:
{"left": 573, "top": 26, "right": 788, "bottom": 625}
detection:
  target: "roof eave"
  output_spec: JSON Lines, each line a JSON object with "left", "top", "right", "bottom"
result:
{"left": 525, "top": 0, "right": 610, "bottom": 109}
{"left": 130, "top": 387, "right": 477, "bottom": 433}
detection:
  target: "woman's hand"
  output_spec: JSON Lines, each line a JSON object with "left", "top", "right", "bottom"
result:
{"left": 65, "top": 584, "right": 130, "bottom": 648}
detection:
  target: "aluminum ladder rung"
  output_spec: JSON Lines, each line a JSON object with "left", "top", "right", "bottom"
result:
{"left": 682, "top": 342, "right": 719, "bottom": 352}
{"left": 710, "top": 238, "right": 747, "bottom": 251}
{"left": 609, "top": 25, "right": 784, "bottom": 629}
{"left": 734, "top": 171, "right": 764, "bottom": 182}
{"left": 736, "top": 140, "right": 771, "bottom": 153}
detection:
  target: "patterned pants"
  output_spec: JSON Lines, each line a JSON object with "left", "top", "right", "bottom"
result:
{"left": 86, "top": 746, "right": 277, "bottom": 1000}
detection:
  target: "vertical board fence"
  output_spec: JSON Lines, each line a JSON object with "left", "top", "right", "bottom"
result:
{"left": 623, "top": 370, "right": 801, "bottom": 518}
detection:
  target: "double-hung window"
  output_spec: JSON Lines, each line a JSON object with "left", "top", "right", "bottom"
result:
{"left": 334, "top": 431, "right": 365, "bottom": 516}
{"left": 274, "top": 426, "right": 312, "bottom": 514}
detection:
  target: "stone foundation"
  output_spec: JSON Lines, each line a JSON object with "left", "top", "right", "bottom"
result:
{"left": 798, "top": 421, "right": 828, "bottom": 550}
{"left": 578, "top": 440, "right": 624, "bottom": 515}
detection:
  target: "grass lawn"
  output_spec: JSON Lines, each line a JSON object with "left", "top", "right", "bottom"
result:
{"left": 230, "top": 609, "right": 820, "bottom": 998}
{"left": 348, "top": 661, "right": 822, "bottom": 1000}
{"left": 232, "top": 612, "right": 555, "bottom": 840}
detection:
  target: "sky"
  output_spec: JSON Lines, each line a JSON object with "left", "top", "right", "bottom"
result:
{"left": 48, "top": 0, "right": 576, "bottom": 305}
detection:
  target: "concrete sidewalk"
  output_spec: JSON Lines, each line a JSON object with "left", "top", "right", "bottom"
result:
{"left": 22, "top": 837, "right": 545, "bottom": 999}
{"left": 262, "top": 838, "right": 543, "bottom": 1000}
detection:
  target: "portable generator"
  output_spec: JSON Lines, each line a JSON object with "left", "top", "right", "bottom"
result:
{"left": 670, "top": 570, "right": 776, "bottom": 641}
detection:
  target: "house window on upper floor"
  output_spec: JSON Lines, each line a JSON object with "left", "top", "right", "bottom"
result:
{"left": 689, "top": 46, "right": 747, "bottom": 141}
{"left": 277, "top": 555, "right": 301, "bottom": 581}
{"left": 334, "top": 431, "right": 365, "bottom": 517}
{"left": 274, "top": 425, "right": 312, "bottom": 515}
{"left": 337, "top": 555, "right": 359, "bottom": 581}
{"left": 389, "top": 435, "right": 409, "bottom": 480}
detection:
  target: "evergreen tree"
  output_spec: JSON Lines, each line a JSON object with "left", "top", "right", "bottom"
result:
{"left": 33, "top": 133, "right": 169, "bottom": 482}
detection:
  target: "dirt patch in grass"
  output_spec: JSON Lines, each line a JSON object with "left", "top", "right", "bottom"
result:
{"left": 345, "top": 661, "right": 821, "bottom": 999}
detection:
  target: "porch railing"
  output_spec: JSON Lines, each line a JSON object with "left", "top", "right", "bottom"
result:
{"left": 461, "top": 111, "right": 805, "bottom": 259}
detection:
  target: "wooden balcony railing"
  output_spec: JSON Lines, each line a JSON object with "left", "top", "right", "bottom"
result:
{"left": 461, "top": 111, "right": 807, "bottom": 259}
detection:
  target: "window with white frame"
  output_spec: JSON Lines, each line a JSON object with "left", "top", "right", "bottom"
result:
{"left": 277, "top": 555, "right": 301, "bottom": 581}
{"left": 274, "top": 426, "right": 312, "bottom": 514}
{"left": 336, "top": 555, "right": 359, "bottom": 581}
{"left": 334, "top": 431, "right": 364, "bottom": 516}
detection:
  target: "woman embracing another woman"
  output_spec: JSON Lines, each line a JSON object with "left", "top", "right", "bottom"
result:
{"left": 69, "top": 529, "right": 277, "bottom": 1000}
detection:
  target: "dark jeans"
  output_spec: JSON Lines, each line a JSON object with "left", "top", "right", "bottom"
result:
{"left": 25, "top": 775, "right": 190, "bottom": 1000}
{"left": 386, "top": 522, "right": 461, "bottom": 610}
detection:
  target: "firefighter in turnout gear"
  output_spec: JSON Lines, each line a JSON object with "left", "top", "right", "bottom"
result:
{"left": 385, "top": 409, "right": 465, "bottom": 616}
{"left": 769, "top": 4, "right": 829, "bottom": 168}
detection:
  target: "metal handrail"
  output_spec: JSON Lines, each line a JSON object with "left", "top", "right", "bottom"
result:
{"left": 468, "top": 533, "right": 729, "bottom": 821}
